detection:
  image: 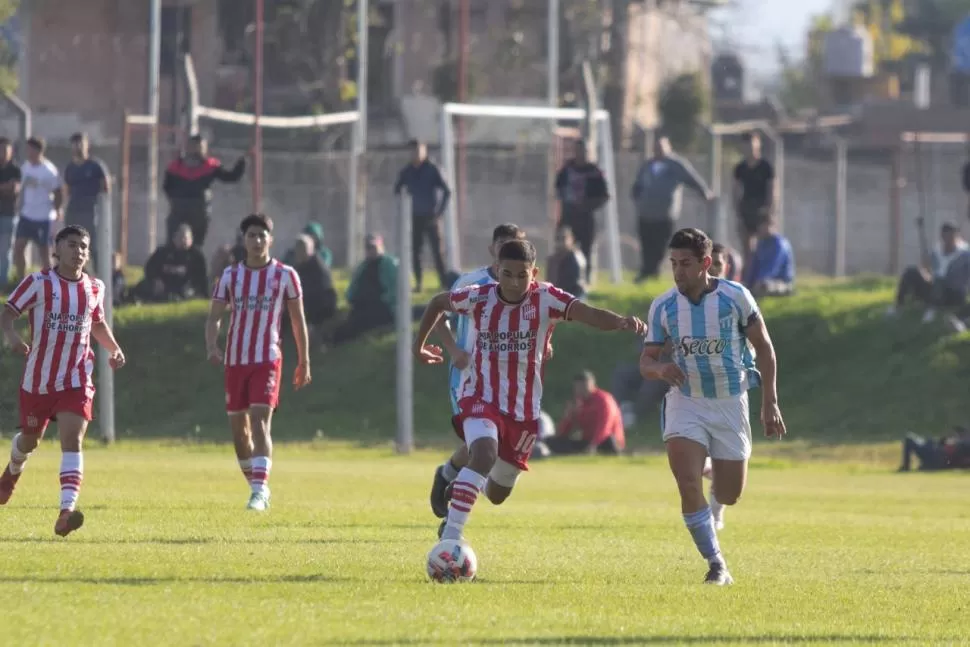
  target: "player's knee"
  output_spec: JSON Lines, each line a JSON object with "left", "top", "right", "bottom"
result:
{"left": 485, "top": 485, "right": 511, "bottom": 505}
{"left": 464, "top": 418, "right": 499, "bottom": 472}
{"left": 716, "top": 489, "right": 741, "bottom": 506}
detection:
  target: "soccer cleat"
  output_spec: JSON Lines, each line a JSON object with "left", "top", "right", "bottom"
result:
{"left": 430, "top": 465, "right": 451, "bottom": 519}
{"left": 437, "top": 519, "right": 446, "bottom": 539}
{"left": 0, "top": 466, "right": 20, "bottom": 505}
{"left": 703, "top": 562, "right": 734, "bottom": 586}
{"left": 246, "top": 491, "right": 270, "bottom": 511}
{"left": 54, "top": 509, "right": 85, "bottom": 537}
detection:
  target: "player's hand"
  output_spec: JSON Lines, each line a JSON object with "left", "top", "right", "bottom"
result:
{"left": 619, "top": 316, "right": 647, "bottom": 336}
{"left": 450, "top": 349, "right": 471, "bottom": 370}
{"left": 293, "top": 361, "right": 311, "bottom": 390}
{"left": 5, "top": 334, "right": 29, "bottom": 356}
{"left": 109, "top": 349, "right": 126, "bottom": 369}
{"left": 415, "top": 344, "right": 445, "bottom": 365}
{"left": 762, "top": 401, "right": 786, "bottom": 439}
{"left": 206, "top": 345, "right": 224, "bottom": 365}
{"left": 657, "top": 362, "right": 687, "bottom": 388}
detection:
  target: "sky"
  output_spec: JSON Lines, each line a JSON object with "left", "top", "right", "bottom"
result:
{"left": 710, "top": 0, "right": 838, "bottom": 83}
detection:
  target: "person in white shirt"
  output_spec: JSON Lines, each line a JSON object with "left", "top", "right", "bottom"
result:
{"left": 13, "top": 137, "right": 63, "bottom": 282}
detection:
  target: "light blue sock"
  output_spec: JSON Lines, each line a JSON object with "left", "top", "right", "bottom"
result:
{"left": 683, "top": 506, "right": 724, "bottom": 566}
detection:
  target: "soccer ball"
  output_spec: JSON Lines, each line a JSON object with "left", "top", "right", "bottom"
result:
{"left": 426, "top": 539, "right": 478, "bottom": 583}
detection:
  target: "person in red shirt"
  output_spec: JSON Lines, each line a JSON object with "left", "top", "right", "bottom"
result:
{"left": 548, "top": 371, "right": 625, "bottom": 455}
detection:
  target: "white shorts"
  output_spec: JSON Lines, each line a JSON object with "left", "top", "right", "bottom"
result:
{"left": 661, "top": 390, "right": 752, "bottom": 461}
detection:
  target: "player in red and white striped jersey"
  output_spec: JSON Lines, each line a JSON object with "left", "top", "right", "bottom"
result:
{"left": 0, "top": 225, "right": 126, "bottom": 537}
{"left": 205, "top": 214, "right": 311, "bottom": 511}
{"left": 413, "top": 239, "right": 645, "bottom": 546}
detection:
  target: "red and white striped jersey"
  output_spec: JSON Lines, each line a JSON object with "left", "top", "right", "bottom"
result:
{"left": 212, "top": 259, "right": 302, "bottom": 367}
{"left": 450, "top": 281, "right": 576, "bottom": 421}
{"left": 5, "top": 269, "right": 105, "bottom": 394}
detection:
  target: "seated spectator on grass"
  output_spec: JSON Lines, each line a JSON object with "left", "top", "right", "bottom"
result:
{"left": 887, "top": 221, "right": 970, "bottom": 331}
{"left": 898, "top": 426, "right": 970, "bottom": 472}
{"left": 545, "top": 225, "right": 588, "bottom": 299}
{"left": 333, "top": 233, "right": 398, "bottom": 345}
{"left": 712, "top": 242, "right": 743, "bottom": 283}
{"left": 744, "top": 215, "right": 794, "bottom": 297}
{"left": 284, "top": 221, "right": 333, "bottom": 269}
{"left": 130, "top": 224, "right": 208, "bottom": 303}
{"left": 210, "top": 232, "right": 246, "bottom": 284}
{"left": 545, "top": 371, "right": 625, "bottom": 456}
{"left": 284, "top": 234, "right": 338, "bottom": 347}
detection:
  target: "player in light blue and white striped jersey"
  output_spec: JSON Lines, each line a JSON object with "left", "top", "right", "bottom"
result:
{"left": 428, "top": 224, "right": 527, "bottom": 521}
{"left": 640, "top": 227, "right": 786, "bottom": 587}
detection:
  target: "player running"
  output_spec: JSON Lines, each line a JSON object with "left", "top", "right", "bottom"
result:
{"left": 428, "top": 223, "right": 527, "bottom": 520}
{"left": 414, "top": 239, "right": 645, "bottom": 545}
{"left": 205, "top": 214, "right": 311, "bottom": 511}
{"left": 639, "top": 227, "right": 785, "bottom": 586}
{"left": 0, "top": 225, "right": 126, "bottom": 537}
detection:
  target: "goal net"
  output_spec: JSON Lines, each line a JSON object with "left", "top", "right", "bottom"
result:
{"left": 439, "top": 103, "right": 622, "bottom": 283}
{"left": 119, "top": 106, "right": 361, "bottom": 268}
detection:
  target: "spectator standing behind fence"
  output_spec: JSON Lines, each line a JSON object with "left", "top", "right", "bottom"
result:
{"left": 631, "top": 135, "right": 714, "bottom": 282}
{"left": 732, "top": 132, "right": 775, "bottom": 264}
{"left": 63, "top": 133, "right": 109, "bottom": 271}
{"left": 0, "top": 137, "right": 21, "bottom": 291}
{"left": 13, "top": 137, "right": 62, "bottom": 283}
{"left": 555, "top": 140, "right": 610, "bottom": 284}
{"left": 394, "top": 140, "right": 451, "bottom": 292}
{"left": 163, "top": 135, "right": 247, "bottom": 248}
{"left": 129, "top": 223, "right": 208, "bottom": 303}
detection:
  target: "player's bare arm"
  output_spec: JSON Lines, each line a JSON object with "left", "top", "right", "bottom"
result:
{"left": 205, "top": 298, "right": 228, "bottom": 364}
{"left": 91, "top": 321, "right": 126, "bottom": 369}
{"left": 566, "top": 300, "right": 646, "bottom": 335}
{"left": 745, "top": 313, "right": 785, "bottom": 439}
{"left": 413, "top": 292, "right": 456, "bottom": 365}
{"left": 286, "top": 296, "right": 312, "bottom": 389}
{"left": 639, "top": 342, "right": 686, "bottom": 387}
{"left": 433, "top": 317, "right": 469, "bottom": 369}
{"left": 0, "top": 305, "right": 29, "bottom": 355}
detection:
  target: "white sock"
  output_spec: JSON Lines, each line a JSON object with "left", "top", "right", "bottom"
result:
{"left": 9, "top": 433, "right": 30, "bottom": 475}
{"left": 250, "top": 456, "right": 272, "bottom": 496}
{"left": 710, "top": 488, "right": 724, "bottom": 519}
{"left": 441, "top": 460, "right": 459, "bottom": 482}
{"left": 442, "top": 467, "right": 487, "bottom": 541}
{"left": 59, "top": 452, "right": 84, "bottom": 512}
{"left": 238, "top": 458, "right": 253, "bottom": 484}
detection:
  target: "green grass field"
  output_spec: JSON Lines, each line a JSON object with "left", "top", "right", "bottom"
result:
{"left": 1, "top": 276, "right": 969, "bottom": 645}
{"left": 1, "top": 444, "right": 968, "bottom": 645}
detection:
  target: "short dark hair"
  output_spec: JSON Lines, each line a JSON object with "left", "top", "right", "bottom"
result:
{"left": 668, "top": 227, "right": 713, "bottom": 259}
{"left": 556, "top": 224, "right": 574, "bottom": 237}
{"left": 239, "top": 213, "right": 274, "bottom": 234}
{"left": 26, "top": 137, "right": 45, "bottom": 152}
{"left": 492, "top": 223, "right": 525, "bottom": 243}
{"left": 941, "top": 222, "right": 958, "bottom": 234}
{"left": 742, "top": 131, "right": 760, "bottom": 143}
{"left": 408, "top": 139, "right": 424, "bottom": 149}
{"left": 69, "top": 132, "right": 88, "bottom": 144}
{"left": 573, "top": 370, "right": 595, "bottom": 384}
{"left": 55, "top": 225, "right": 91, "bottom": 245}
{"left": 498, "top": 239, "right": 537, "bottom": 264}
{"left": 712, "top": 242, "right": 726, "bottom": 255}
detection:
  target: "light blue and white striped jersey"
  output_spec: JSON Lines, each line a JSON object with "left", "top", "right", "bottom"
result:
{"left": 645, "top": 279, "right": 761, "bottom": 399}
{"left": 448, "top": 266, "right": 496, "bottom": 413}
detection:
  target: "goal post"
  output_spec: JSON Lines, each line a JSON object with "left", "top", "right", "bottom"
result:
{"left": 439, "top": 103, "right": 623, "bottom": 284}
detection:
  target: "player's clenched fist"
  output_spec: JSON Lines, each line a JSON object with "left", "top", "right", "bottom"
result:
{"left": 414, "top": 344, "right": 445, "bottom": 365}
{"left": 619, "top": 316, "right": 646, "bottom": 335}
{"left": 293, "top": 361, "right": 311, "bottom": 389}
{"left": 109, "top": 350, "right": 126, "bottom": 369}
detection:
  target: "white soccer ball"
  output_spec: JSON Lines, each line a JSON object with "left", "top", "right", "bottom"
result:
{"left": 426, "top": 539, "right": 478, "bottom": 583}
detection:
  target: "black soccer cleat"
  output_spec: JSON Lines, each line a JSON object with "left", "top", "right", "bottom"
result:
{"left": 437, "top": 519, "right": 446, "bottom": 539}
{"left": 430, "top": 465, "right": 451, "bottom": 519}
{"left": 703, "top": 562, "right": 734, "bottom": 586}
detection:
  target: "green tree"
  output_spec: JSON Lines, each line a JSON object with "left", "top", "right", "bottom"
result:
{"left": 658, "top": 73, "right": 706, "bottom": 151}
{"left": 0, "top": 0, "right": 21, "bottom": 94}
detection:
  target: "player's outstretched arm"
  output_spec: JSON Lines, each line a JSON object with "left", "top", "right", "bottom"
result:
{"left": 286, "top": 297, "right": 312, "bottom": 389}
{"left": 413, "top": 292, "right": 455, "bottom": 365}
{"left": 205, "top": 299, "right": 228, "bottom": 364}
{"left": 567, "top": 300, "right": 646, "bottom": 334}
{"left": 746, "top": 314, "right": 785, "bottom": 439}
{"left": 91, "top": 321, "right": 126, "bottom": 369}
{"left": 432, "top": 317, "right": 469, "bottom": 369}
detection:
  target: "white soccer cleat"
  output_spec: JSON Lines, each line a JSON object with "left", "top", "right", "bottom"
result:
{"left": 246, "top": 490, "right": 270, "bottom": 511}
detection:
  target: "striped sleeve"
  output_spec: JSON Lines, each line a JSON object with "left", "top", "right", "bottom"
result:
{"left": 734, "top": 283, "right": 760, "bottom": 324}
{"left": 6, "top": 274, "right": 40, "bottom": 314}
{"left": 449, "top": 284, "right": 480, "bottom": 315}
{"left": 645, "top": 295, "right": 668, "bottom": 345}
{"left": 540, "top": 283, "right": 577, "bottom": 320}
{"left": 212, "top": 267, "right": 232, "bottom": 302}
{"left": 91, "top": 279, "right": 106, "bottom": 324}
{"left": 284, "top": 266, "right": 303, "bottom": 300}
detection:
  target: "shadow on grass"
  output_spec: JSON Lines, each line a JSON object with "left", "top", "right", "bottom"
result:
{"left": 0, "top": 574, "right": 347, "bottom": 586}
{"left": 0, "top": 536, "right": 396, "bottom": 545}
{"left": 348, "top": 636, "right": 914, "bottom": 646}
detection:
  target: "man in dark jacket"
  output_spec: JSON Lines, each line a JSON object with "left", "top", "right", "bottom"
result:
{"left": 132, "top": 223, "right": 209, "bottom": 303}
{"left": 163, "top": 135, "right": 247, "bottom": 247}
{"left": 394, "top": 140, "right": 451, "bottom": 291}
{"left": 545, "top": 225, "right": 587, "bottom": 299}
{"left": 286, "top": 234, "right": 337, "bottom": 347}
{"left": 631, "top": 135, "right": 713, "bottom": 281}
{"left": 555, "top": 139, "right": 610, "bottom": 284}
